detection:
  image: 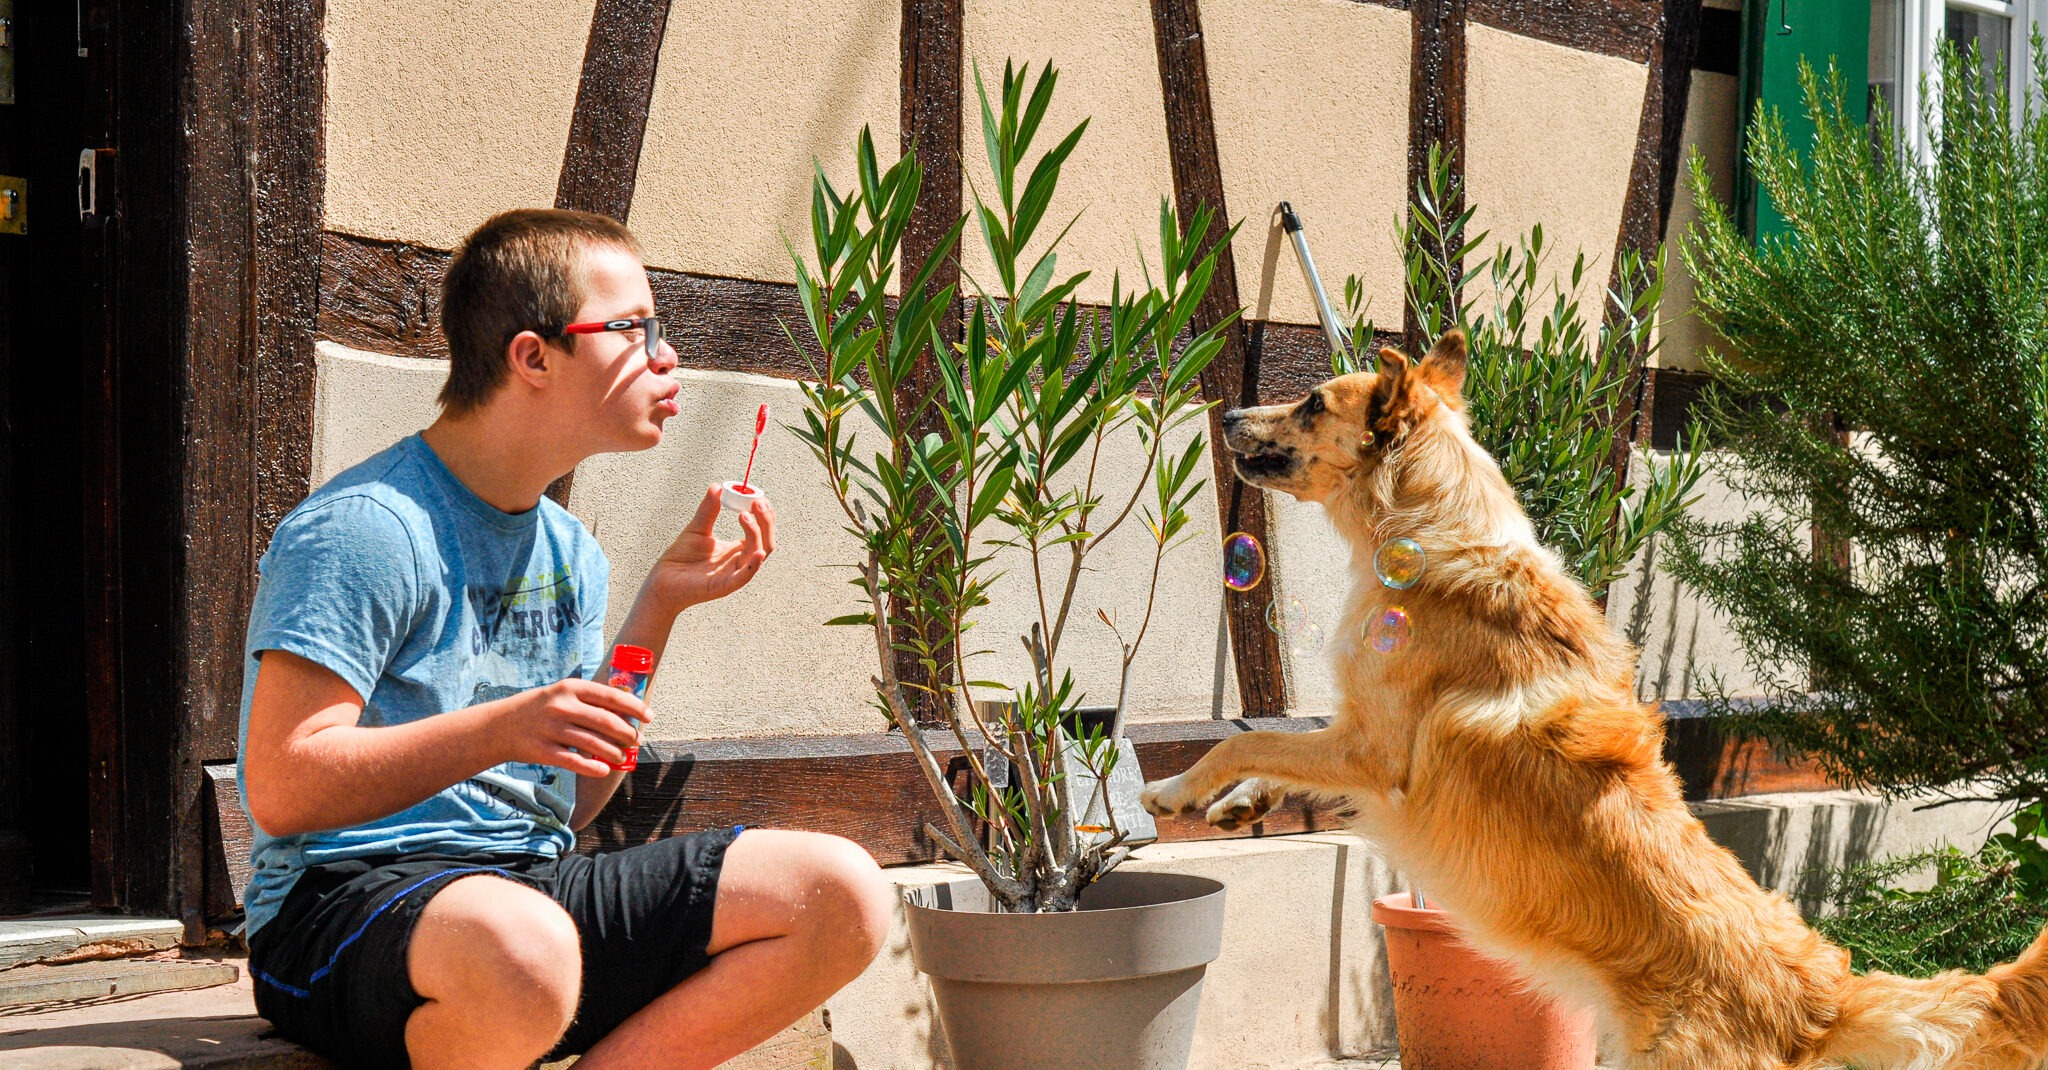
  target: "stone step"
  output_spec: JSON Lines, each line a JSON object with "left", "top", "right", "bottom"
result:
{"left": 0, "top": 916, "right": 182, "bottom": 970}
{"left": 0, "top": 960, "right": 238, "bottom": 1008}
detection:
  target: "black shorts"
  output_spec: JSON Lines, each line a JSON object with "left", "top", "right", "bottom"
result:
{"left": 248, "top": 826, "right": 742, "bottom": 1068}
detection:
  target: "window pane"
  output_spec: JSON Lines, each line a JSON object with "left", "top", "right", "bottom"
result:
{"left": 1945, "top": 6, "right": 2011, "bottom": 99}
{"left": 1871, "top": 0, "right": 1903, "bottom": 122}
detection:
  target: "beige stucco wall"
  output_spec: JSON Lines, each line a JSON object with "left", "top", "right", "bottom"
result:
{"left": 958, "top": 0, "right": 1178, "bottom": 307}
{"left": 1203, "top": 0, "right": 1411, "bottom": 327}
{"left": 1465, "top": 24, "right": 1648, "bottom": 313}
{"left": 1657, "top": 70, "right": 1742, "bottom": 372}
{"left": 310, "top": 343, "right": 450, "bottom": 482}
{"left": 969, "top": 416, "right": 1244, "bottom": 724}
{"left": 629, "top": 0, "right": 901, "bottom": 283}
{"left": 324, "top": 0, "right": 595, "bottom": 249}
{"left": 1265, "top": 492, "right": 1351, "bottom": 716}
{"left": 309, "top": 343, "right": 1246, "bottom": 737}
{"left": 1604, "top": 452, "right": 1774, "bottom": 702}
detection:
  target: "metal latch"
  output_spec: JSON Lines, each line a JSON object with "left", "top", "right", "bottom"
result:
{"left": 0, "top": 176, "right": 23, "bottom": 236}
{"left": 78, "top": 149, "right": 96, "bottom": 222}
{"left": 0, "top": 0, "right": 16, "bottom": 105}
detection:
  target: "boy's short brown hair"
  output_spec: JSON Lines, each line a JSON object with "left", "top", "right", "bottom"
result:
{"left": 438, "top": 208, "right": 643, "bottom": 414}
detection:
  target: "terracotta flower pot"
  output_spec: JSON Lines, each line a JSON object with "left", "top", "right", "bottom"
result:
{"left": 1372, "top": 892, "right": 1596, "bottom": 1070}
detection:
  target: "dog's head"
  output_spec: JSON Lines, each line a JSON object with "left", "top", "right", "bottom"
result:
{"left": 1221, "top": 330, "right": 1470, "bottom": 505}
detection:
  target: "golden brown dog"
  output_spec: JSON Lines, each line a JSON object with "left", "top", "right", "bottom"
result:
{"left": 1139, "top": 330, "right": 2048, "bottom": 1069}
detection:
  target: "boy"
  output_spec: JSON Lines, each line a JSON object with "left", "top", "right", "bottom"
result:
{"left": 237, "top": 209, "right": 893, "bottom": 1069}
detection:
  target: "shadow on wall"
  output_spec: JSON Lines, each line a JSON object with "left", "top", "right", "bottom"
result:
{"left": 1315, "top": 837, "right": 1399, "bottom": 1057}
{"left": 1702, "top": 795, "right": 1886, "bottom": 916}
{"left": 1621, "top": 532, "right": 1705, "bottom": 704}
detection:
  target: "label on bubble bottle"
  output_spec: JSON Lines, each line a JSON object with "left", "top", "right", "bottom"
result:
{"left": 606, "top": 644, "right": 653, "bottom": 771}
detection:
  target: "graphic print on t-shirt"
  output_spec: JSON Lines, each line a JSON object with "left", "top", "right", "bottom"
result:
{"left": 461, "top": 564, "right": 593, "bottom": 837}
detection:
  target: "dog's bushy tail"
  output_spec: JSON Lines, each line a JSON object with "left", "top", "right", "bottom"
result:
{"left": 1819, "top": 924, "right": 2048, "bottom": 1069}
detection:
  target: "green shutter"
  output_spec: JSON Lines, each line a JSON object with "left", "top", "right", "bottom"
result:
{"left": 1737, "top": 0, "right": 1872, "bottom": 238}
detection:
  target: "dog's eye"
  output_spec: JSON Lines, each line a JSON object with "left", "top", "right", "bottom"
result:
{"left": 1295, "top": 392, "right": 1325, "bottom": 424}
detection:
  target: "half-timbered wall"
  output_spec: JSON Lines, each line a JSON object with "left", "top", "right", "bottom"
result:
{"left": 176, "top": 0, "right": 1835, "bottom": 900}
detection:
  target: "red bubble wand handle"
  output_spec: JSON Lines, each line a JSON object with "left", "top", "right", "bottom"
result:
{"left": 738, "top": 403, "right": 767, "bottom": 493}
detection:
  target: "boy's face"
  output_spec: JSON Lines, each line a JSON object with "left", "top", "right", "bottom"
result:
{"left": 553, "top": 244, "right": 681, "bottom": 452}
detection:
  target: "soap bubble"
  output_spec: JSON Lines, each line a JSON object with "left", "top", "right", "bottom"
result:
{"left": 1288, "top": 620, "right": 1327, "bottom": 658}
{"left": 1266, "top": 595, "right": 1309, "bottom": 635}
{"left": 1374, "top": 537, "right": 1426, "bottom": 590}
{"left": 1222, "top": 533, "right": 1266, "bottom": 591}
{"left": 1365, "top": 606, "right": 1412, "bottom": 654}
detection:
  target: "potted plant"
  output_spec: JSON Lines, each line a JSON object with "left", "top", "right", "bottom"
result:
{"left": 1328, "top": 148, "right": 1702, "bottom": 1069}
{"left": 788, "top": 61, "right": 1233, "bottom": 1070}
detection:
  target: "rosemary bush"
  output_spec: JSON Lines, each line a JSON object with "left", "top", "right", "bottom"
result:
{"left": 1335, "top": 147, "right": 1705, "bottom": 599}
{"left": 788, "top": 62, "right": 1231, "bottom": 911}
{"left": 1668, "top": 47, "right": 2048, "bottom": 812}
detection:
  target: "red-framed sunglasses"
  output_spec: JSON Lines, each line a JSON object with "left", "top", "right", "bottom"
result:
{"left": 544, "top": 316, "right": 667, "bottom": 361}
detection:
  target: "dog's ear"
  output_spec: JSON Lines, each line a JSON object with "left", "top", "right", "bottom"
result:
{"left": 1417, "top": 329, "right": 1468, "bottom": 401}
{"left": 1363, "top": 334, "right": 1465, "bottom": 450}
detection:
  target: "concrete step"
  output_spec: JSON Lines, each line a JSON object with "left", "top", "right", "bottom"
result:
{"left": 0, "top": 916, "right": 182, "bottom": 970}
{"left": 0, "top": 967, "right": 830, "bottom": 1069}
{"left": 0, "top": 960, "right": 238, "bottom": 1008}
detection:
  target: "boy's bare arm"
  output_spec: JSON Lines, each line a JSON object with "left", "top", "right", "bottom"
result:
{"left": 245, "top": 648, "right": 646, "bottom": 838}
{"left": 571, "top": 486, "right": 776, "bottom": 829}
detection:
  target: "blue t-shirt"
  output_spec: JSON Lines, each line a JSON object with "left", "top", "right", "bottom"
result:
{"left": 235, "top": 434, "right": 610, "bottom": 936}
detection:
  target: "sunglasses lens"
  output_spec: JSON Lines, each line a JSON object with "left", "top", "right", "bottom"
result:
{"left": 647, "top": 318, "right": 664, "bottom": 359}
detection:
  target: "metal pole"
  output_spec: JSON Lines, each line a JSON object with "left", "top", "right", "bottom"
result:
{"left": 1281, "top": 200, "right": 1425, "bottom": 911}
{"left": 1278, "top": 201, "right": 1349, "bottom": 358}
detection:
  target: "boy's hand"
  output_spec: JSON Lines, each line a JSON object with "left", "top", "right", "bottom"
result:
{"left": 643, "top": 484, "right": 776, "bottom": 612}
{"left": 490, "top": 678, "right": 648, "bottom": 778}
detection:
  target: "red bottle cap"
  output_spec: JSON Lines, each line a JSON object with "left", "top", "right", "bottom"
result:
{"left": 611, "top": 644, "right": 653, "bottom": 673}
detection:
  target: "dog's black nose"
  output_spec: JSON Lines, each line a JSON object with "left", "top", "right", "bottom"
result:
{"left": 1221, "top": 409, "right": 1247, "bottom": 428}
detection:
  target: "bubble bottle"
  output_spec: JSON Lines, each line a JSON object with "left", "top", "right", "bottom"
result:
{"left": 606, "top": 643, "right": 654, "bottom": 771}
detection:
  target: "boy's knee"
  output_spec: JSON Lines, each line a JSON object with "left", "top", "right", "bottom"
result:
{"left": 411, "top": 876, "right": 581, "bottom": 1029}
{"left": 792, "top": 834, "right": 894, "bottom": 965}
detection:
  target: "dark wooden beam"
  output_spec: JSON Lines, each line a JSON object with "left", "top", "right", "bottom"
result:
{"left": 1654, "top": 0, "right": 1706, "bottom": 244}
{"left": 1466, "top": 0, "right": 1662, "bottom": 64}
{"left": 1250, "top": 321, "right": 1406, "bottom": 402}
{"left": 551, "top": 0, "right": 678, "bottom": 504}
{"left": 251, "top": 0, "right": 325, "bottom": 699}
{"left": 319, "top": 231, "right": 825, "bottom": 377}
{"left": 1604, "top": 2, "right": 1700, "bottom": 470}
{"left": 555, "top": 0, "right": 676, "bottom": 223}
{"left": 205, "top": 708, "right": 1829, "bottom": 913}
{"left": 1150, "top": 0, "right": 1290, "bottom": 718}
{"left": 317, "top": 232, "right": 1729, "bottom": 463}
{"left": 897, "top": 0, "right": 965, "bottom": 725}
{"left": 1406, "top": 0, "right": 1467, "bottom": 353}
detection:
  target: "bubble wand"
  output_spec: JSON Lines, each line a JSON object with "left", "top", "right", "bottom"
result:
{"left": 721, "top": 404, "right": 769, "bottom": 512}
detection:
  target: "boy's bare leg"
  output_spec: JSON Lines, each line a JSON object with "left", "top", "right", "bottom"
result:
{"left": 406, "top": 875, "right": 584, "bottom": 1070}
{"left": 573, "top": 830, "right": 894, "bottom": 1070}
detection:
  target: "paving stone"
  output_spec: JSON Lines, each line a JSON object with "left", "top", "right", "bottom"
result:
{"left": 0, "top": 962, "right": 828, "bottom": 1068}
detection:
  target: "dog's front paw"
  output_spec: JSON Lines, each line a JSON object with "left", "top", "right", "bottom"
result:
{"left": 1206, "top": 778, "right": 1282, "bottom": 831}
{"left": 1141, "top": 775, "right": 1200, "bottom": 816}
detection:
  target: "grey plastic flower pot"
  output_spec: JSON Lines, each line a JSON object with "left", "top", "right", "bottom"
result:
{"left": 903, "top": 871, "right": 1227, "bottom": 1070}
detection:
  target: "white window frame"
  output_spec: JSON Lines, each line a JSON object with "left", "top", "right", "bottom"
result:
{"left": 1888, "top": 0, "right": 2044, "bottom": 165}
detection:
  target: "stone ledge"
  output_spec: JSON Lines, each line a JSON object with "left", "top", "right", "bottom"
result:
{"left": 0, "top": 917, "right": 183, "bottom": 971}
{"left": 830, "top": 786, "right": 2008, "bottom": 1070}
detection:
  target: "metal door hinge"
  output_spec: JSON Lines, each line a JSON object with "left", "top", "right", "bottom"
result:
{"left": 0, "top": 176, "right": 24, "bottom": 235}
